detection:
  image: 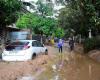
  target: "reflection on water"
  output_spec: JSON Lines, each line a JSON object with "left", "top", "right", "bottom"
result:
{"left": 37, "top": 52, "right": 100, "bottom": 80}
{"left": 17, "top": 75, "right": 34, "bottom": 80}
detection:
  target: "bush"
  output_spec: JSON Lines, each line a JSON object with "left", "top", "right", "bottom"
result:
{"left": 83, "top": 37, "right": 100, "bottom": 53}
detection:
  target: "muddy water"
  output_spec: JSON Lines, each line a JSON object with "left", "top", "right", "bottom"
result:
{"left": 36, "top": 51, "right": 100, "bottom": 80}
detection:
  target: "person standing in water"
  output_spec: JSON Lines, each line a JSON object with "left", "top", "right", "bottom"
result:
{"left": 69, "top": 38, "right": 74, "bottom": 51}
{"left": 57, "top": 39, "right": 64, "bottom": 53}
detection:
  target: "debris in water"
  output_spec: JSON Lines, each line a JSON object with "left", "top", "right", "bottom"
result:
{"left": 55, "top": 75, "right": 59, "bottom": 80}
{"left": 41, "top": 60, "right": 47, "bottom": 65}
{"left": 50, "top": 75, "right": 59, "bottom": 80}
{"left": 89, "top": 64, "right": 92, "bottom": 79}
{"left": 52, "top": 65, "right": 57, "bottom": 72}
{"left": 17, "top": 75, "right": 34, "bottom": 80}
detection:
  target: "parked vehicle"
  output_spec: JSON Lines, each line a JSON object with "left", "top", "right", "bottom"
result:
{"left": 2, "top": 40, "right": 48, "bottom": 61}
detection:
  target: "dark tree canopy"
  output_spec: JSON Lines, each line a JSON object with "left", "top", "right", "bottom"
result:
{"left": 58, "top": 0, "right": 100, "bottom": 37}
{"left": 0, "top": 0, "right": 21, "bottom": 28}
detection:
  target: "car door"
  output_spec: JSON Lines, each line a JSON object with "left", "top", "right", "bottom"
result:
{"left": 32, "top": 41, "right": 40, "bottom": 54}
{"left": 36, "top": 41, "right": 45, "bottom": 53}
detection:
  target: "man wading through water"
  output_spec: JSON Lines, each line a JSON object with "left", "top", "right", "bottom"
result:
{"left": 58, "top": 39, "right": 64, "bottom": 53}
{"left": 69, "top": 38, "right": 74, "bottom": 51}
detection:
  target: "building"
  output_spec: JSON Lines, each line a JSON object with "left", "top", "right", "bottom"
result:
{"left": 0, "top": 24, "right": 20, "bottom": 44}
{"left": 0, "top": 1, "right": 30, "bottom": 46}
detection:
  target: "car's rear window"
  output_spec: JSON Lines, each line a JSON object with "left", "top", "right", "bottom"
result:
{"left": 10, "top": 42, "right": 29, "bottom": 45}
{"left": 5, "top": 41, "right": 29, "bottom": 51}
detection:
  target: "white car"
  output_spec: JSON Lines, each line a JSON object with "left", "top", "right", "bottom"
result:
{"left": 2, "top": 40, "right": 48, "bottom": 61}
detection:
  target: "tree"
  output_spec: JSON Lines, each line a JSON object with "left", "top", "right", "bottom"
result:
{"left": 58, "top": 6, "right": 85, "bottom": 37}
{"left": 55, "top": 27, "right": 65, "bottom": 38}
{"left": 41, "top": 17, "right": 57, "bottom": 35}
{"left": 16, "top": 13, "right": 57, "bottom": 36}
{"left": 36, "top": 0, "right": 53, "bottom": 17}
{"left": 18, "top": 13, "right": 40, "bottom": 28}
{"left": 58, "top": 0, "right": 100, "bottom": 38}
{"left": 0, "top": 0, "right": 21, "bottom": 28}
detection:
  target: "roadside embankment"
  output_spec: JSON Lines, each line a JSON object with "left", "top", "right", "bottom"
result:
{"left": 74, "top": 44, "right": 100, "bottom": 62}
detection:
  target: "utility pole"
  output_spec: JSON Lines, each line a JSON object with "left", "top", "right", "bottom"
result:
{"left": 89, "top": 29, "right": 92, "bottom": 38}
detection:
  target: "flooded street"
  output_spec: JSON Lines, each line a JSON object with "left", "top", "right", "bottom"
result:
{"left": 35, "top": 47, "right": 100, "bottom": 80}
{"left": 0, "top": 46, "right": 100, "bottom": 80}
{"left": 1, "top": 0, "right": 100, "bottom": 80}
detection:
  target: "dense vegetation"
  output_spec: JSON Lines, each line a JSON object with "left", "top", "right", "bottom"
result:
{"left": 0, "top": 0, "right": 21, "bottom": 28}
{"left": 58, "top": 0, "right": 100, "bottom": 37}
{"left": 16, "top": 0, "right": 65, "bottom": 38}
{"left": 58, "top": 0, "right": 100, "bottom": 52}
{"left": 83, "top": 37, "right": 100, "bottom": 52}
{"left": 16, "top": 13, "right": 65, "bottom": 38}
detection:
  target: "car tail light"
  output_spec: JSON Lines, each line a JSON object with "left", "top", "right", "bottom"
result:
{"left": 23, "top": 45, "right": 30, "bottom": 50}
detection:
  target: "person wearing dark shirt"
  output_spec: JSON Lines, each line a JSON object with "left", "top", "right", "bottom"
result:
{"left": 69, "top": 38, "right": 74, "bottom": 51}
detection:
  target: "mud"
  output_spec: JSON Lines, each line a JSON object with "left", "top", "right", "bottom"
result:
{"left": 36, "top": 51, "right": 100, "bottom": 80}
{"left": 0, "top": 46, "right": 55, "bottom": 80}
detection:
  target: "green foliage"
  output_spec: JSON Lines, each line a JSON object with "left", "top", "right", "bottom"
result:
{"left": 0, "top": 0, "right": 21, "bottom": 27}
{"left": 55, "top": 28, "right": 65, "bottom": 38}
{"left": 41, "top": 18, "right": 57, "bottom": 35}
{"left": 16, "top": 13, "right": 30, "bottom": 29}
{"left": 58, "top": 6, "right": 86, "bottom": 36}
{"left": 83, "top": 37, "right": 100, "bottom": 53}
{"left": 58, "top": 0, "right": 100, "bottom": 37}
{"left": 16, "top": 13, "right": 57, "bottom": 35}
{"left": 36, "top": 0, "right": 53, "bottom": 16}
{"left": 16, "top": 13, "right": 42, "bottom": 33}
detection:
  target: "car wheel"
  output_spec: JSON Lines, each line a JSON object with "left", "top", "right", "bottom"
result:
{"left": 32, "top": 53, "right": 36, "bottom": 59}
{"left": 45, "top": 49, "right": 48, "bottom": 55}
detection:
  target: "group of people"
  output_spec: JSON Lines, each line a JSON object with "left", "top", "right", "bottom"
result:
{"left": 57, "top": 38, "right": 74, "bottom": 53}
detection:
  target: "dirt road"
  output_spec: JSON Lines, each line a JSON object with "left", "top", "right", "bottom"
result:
{"left": 0, "top": 46, "right": 56, "bottom": 80}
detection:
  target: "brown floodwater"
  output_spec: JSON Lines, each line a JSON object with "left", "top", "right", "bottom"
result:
{"left": 36, "top": 51, "right": 100, "bottom": 80}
